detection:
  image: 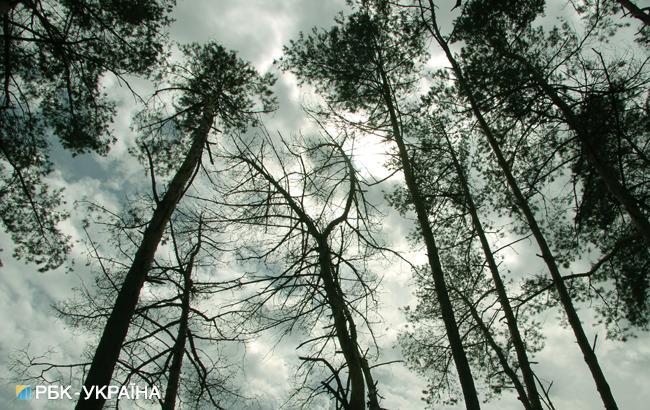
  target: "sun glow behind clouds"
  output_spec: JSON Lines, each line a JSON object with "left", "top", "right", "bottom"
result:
{"left": 349, "top": 133, "right": 397, "bottom": 181}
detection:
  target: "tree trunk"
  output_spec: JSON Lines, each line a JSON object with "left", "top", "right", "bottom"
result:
{"left": 618, "top": 0, "right": 650, "bottom": 26}
{"left": 360, "top": 356, "right": 380, "bottom": 410}
{"left": 473, "top": 109, "right": 619, "bottom": 410}
{"left": 426, "top": 15, "right": 619, "bottom": 409}
{"left": 76, "top": 107, "right": 214, "bottom": 410}
{"left": 452, "top": 286, "right": 532, "bottom": 410}
{"left": 376, "top": 52, "right": 481, "bottom": 409}
{"left": 318, "top": 239, "right": 366, "bottom": 410}
{"left": 444, "top": 132, "right": 543, "bottom": 410}
{"left": 162, "top": 248, "right": 197, "bottom": 409}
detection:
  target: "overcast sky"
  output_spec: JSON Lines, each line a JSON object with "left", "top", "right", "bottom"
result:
{"left": 1, "top": 1, "right": 649, "bottom": 409}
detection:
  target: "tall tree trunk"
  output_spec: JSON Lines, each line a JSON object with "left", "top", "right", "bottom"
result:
{"left": 318, "top": 238, "right": 367, "bottom": 410}
{"left": 76, "top": 107, "right": 214, "bottom": 410}
{"left": 162, "top": 284, "right": 190, "bottom": 410}
{"left": 423, "top": 8, "right": 618, "bottom": 409}
{"left": 245, "top": 154, "right": 373, "bottom": 409}
{"left": 443, "top": 132, "right": 543, "bottom": 410}
{"left": 375, "top": 52, "right": 481, "bottom": 409}
{"left": 338, "top": 274, "right": 380, "bottom": 409}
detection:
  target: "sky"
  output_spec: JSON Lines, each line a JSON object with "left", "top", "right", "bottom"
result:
{"left": 1, "top": 1, "right": 649, "bottom": 409}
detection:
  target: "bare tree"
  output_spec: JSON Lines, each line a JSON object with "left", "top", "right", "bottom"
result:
{"left": 201, "top": 127, "right": 384, "bottom": 409}
{"left": 280, "top": 6, "right": 483, "bottom": 408}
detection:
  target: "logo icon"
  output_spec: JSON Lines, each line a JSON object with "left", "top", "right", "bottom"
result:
{"left": 16, "top": 385, "right": 32, "bottom": 400}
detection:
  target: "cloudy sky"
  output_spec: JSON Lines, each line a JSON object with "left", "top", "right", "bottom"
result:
{"left": 1, "top": 1, "right": 649, "bottom": 409}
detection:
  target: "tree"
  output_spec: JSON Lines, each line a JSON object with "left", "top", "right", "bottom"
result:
{"left": 11, "top": 207, "right": 243, "bottom": 409}
{"left": 412, "top": 1, "right": 620, "bottom": 408}
{"left": 280, "top": 6, "right": 482, "bottom": 409}
{"left": 0, "top": 0, "right": 175, "bottom": 270}
{"left": 393, "top": 112, "right": 545, "bottom": 409}
{"left": 207, "top": 127, "right": 384, "bottom": 409}
{"left": 76, "top": 42, "right": 276, "bottom": 410}
{"left": 447, "top": 0, "right": 650, "bottom": 322}
{"left": 616, "top": 0, "right": 650, "bottom": 27}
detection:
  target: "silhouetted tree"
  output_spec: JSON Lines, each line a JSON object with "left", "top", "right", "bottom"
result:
{"left": 11, "top": 170, "right": 251, "bottom": 409}
{"left": 0, "top": 0, "right": 175, "bottom": 269}
{"left": 280, "top": 6, "right": 483, "bottom": 408}
{"left": 447, "top": 0, "right": 650, "bottom": 334}
{"left": 393, "top": 112, "right": 545, "bottom": 409}
{"left": 206, "top": 128, "right": 384, "bottom": 409}
{"left": 412, "top": 1, "right": 620, "bottom": 408}
{"left": 76, "top": 42, "right": 276, "bottom": 410}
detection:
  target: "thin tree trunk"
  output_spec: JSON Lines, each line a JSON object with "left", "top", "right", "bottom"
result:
{"left": 339, "top": 274, "right": 379, "bottom": 409}
{"left": 360, "top": 356, "right": 380, "bottom": 410}
{"left": 443, "top": 131, "right": 543, "bottom": 410}
{"left": 452, "top": 286, "right": 532, "bottom": 410}
{"left": 162, "top": 241, "right": 200, "bottom": 410}
{"left": 375, "top": 51, "right": 481, "bottom": 409}
{"left": 424, "top": 10, "right": 618, "bottom": 408}
{"left": 76, "top": 107, "right": 214, "bottom": 410}
{"left": 318, "top": 239, "right": 366, "bottom": 410}
{"left": 162, "top": 279, "right": 190, "bottom": 410}
{"left": 472, "top": 116, "right": 618, "bottom": 410}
